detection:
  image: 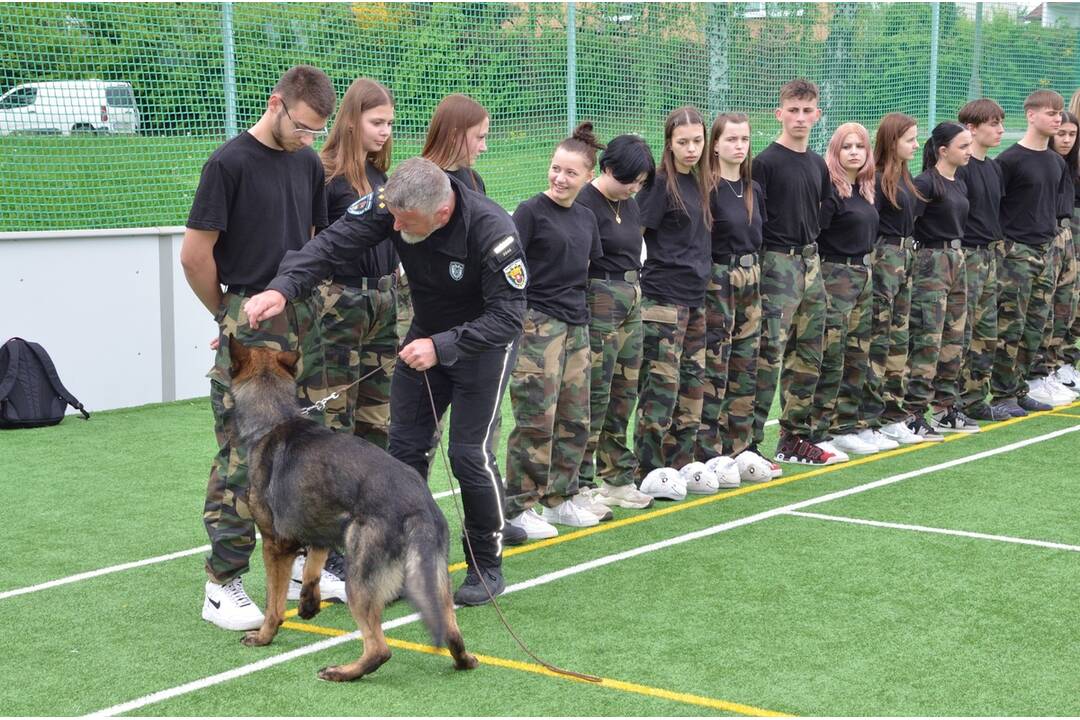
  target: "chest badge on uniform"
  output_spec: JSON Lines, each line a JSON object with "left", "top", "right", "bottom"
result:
{"left": 502, "top": 258, "right": 527, "bottom": 289}
{"left": 449, "top": 261, "right": 465, "bottom": 281}
{"left": 347, "top": 193, "right": 373, "bottom": 217}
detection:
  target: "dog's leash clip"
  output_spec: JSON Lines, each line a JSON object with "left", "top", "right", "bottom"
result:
{"left": 300, "top": 391, "right": 339, "bottom": 416}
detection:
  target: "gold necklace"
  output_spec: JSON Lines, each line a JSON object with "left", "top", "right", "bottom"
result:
{"left": 605, "top": 196, "right": 622, "bottom": 224}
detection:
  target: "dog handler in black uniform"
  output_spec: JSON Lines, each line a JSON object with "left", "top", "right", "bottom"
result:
{"left": 244, "top": 157, "right": 526, "bottom": 605}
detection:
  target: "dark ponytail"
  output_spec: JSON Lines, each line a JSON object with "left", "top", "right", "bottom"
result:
{"left": 922, "top": 121, "right": 967, "bottom": 196}
{"left": 557, "top": 121, "right": 605, "bottom": 171}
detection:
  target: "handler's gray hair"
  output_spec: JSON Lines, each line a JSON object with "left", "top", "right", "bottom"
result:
{"left": 383, "top": 157, "right": 452, "bottom": 214}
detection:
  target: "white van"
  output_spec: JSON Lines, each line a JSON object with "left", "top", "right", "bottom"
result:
{"left": 0, "top": 80, "right": 140, "bottom": 136}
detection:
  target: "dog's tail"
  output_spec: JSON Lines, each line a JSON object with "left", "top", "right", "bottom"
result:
{"left": 403, "top": 518, "right": 449, "bottom": 647}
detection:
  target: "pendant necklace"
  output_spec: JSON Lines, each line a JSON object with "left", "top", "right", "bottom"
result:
{"left": 606, "top": 197, "right": 622, "bottom": 224}
{"left": 725, "top": 178, "right": 744, "bottom": 199}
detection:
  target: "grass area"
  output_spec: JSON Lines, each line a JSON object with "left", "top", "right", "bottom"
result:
{"left": 2, "top": 394, "right": 1080, "bottom": 715}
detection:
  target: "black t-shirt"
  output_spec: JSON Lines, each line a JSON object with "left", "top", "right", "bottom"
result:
{"left": 445, "top": 166, "right": 486, "bottom": 195}
{"left": 576, "top": 182, "right": 643, "bottom": 273}
{"left": 997, "top": 143, "right": 1068, "bottom": 245}
{"left": 637, "top": 171, "right": 712, "bottom": 308}
{"left": 187, "top": 131, "right": 327, "bottom": 289}
{"left": 708, "top": 178, "right": 765, "bottom": 257}
{"left": 956, "top": 156, "right": 1003, "bottom": 246}
{"left": 1058, "top": 167, "right": 1076, "bottom": 220}
{"left": 913, "top": 171, "right": 969, "bottom": 244}
{"left": 752, "top": 142, "right": 832, "bottom": 248}
{"left": 513, "top": 193, "right": 602, "bottom": 325}
{"left": 817, "top": 190, "right": 879, "bottom": 256}
{"left": 321, "top": 170, "right": 398, "bottom": 279}
{"left": 874, "top": 174, "right": 924, "bottom": 238}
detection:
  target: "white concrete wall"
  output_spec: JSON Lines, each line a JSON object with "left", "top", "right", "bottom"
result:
{"left": 1, "top": 227, "right": 218, "bottom": 412}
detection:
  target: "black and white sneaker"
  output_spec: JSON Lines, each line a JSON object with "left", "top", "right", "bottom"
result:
{"left": 906, "top": 414, "right": 945, "bottom": 442}
{"left": 774, "top": 434, "right": 841, "bottom": 465}
{"left": 930, "top": 408, "right": 981, "bottom": 434}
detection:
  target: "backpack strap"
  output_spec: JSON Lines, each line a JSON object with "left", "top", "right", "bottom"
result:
{"left": 22, "top": 340, "right": 90, "bottom": 420}
{"left": 0, "top": 340, "right": 21, "bottom": 403}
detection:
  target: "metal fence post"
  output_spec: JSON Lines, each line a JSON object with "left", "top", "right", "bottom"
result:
{"left": 566, "top": 1, "right": 576, "bottom": 135}
{"left": 928, "top": 1, "right": 940, "bottom": 128}
{"left": 968, "top": 2, "right": 983, "bottom": 100}
{"left": 223, "top": 1, "right": 238, "bottom": 139}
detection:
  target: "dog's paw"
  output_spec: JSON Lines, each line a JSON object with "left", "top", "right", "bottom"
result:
{"left": 241, "top": 630, "right": 272, "bottom": 647}
{"left": 454, "top": 652, "right": 479, "bottom": 671}
{"left": 298, "top": 595, "right": 321, "bottom": 620}
{"left": 317, "top": 665, "right": 352, "bottom": 682}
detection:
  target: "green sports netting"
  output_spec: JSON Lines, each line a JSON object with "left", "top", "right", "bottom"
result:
{"left": 0, "top": 2, "right": 1077, "bottom": 232}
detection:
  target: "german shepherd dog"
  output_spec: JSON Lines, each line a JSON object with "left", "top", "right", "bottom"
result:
{"left": 228, "top": 336, "right": 478, "bottom": 681}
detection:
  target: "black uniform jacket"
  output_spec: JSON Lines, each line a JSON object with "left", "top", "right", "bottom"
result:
{"left": 268, "top": 175, "right": 526, "bottom": 366}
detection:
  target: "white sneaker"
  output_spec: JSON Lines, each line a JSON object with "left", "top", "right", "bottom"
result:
{"left": 880, "top": 420, "right": 924, "bottom": 445}
{"left": 287, "top": 555, "right": 348, "bottom": 603}
{"left": 704, "top": 456, "right": 742, "bottom": 488}
{"left": 1045, "top": 374, "right": 1079, "bottom": 400}
{"left": 1054, "top": 364, "right": 1080, "bottom": 389}
{"left": 814, "top": 440, "right": 849, "bottom": 464}
{"left": 506, "top": 508, "right": 558, "bottom": 539}
{"left": 1027, "top": 377, "right": 1071, "bottom": 407}
{"left": 203, "top": 577, "right": 265, "bottom": 631}
{"left": 543, "top": 499, "right": 601, "bottom": 528}
{"left": 572, "top": 491, "right": 614, "bottom": 521}
{"left": 596, "top": 481, "right": 654, "bottom": 509}
{"left": 829, "top": 432, "right": 879, "bottom": 456}
{"left": 857, "top": 428, "right": 899, "bottom": 451}
{"left": 733, "top": 450, "right": 775, "bottom": 483}
{"left": 639, "top": 467, "right": 687, "bottom": 501}
{"left": 679, "top": 461, "right": 721, "bottom": 495}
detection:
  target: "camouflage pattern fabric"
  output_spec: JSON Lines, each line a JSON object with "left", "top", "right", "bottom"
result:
{"left": 579, "top": 278, "right": 642, "bottom": 488}
{"left": 904, "top": 247, "right": 967, "bottom": 414}
{"left": 504, "top": 310, "right": 591, "bottom": 515}
{"left": 204, "top": 290, "right": 327, "bottom": 583}
{"left": 810, "top": 262, "right": 871, "bottom": 440}
{"left": 860, "top": 243, "right": 913, "bottom": 428}
{"left": 991, "top": 241, "right": 1053, "bottom": 402}
{"left": 698, "top": 261, "right": 761, "bottom": 459}
{"left": 635, "top": 298, "right": 706, "bottom": 475}
{"left": 752, "top": 251, "right": 826, "bottom": 444}
{"left": 1065, "top": 207, "right": 1080, "bottom": 367}
{"left": 317, "top": 279, "right": 398, "bottom": 448}
{"left": 395, "top": 269, "right": 414, "bottom": 345}
{"left": 957, "top": 245, "right": 1000, "bottom": 412}
{"left": 1033, "top": 225, "right": 1077, "bottom": 376}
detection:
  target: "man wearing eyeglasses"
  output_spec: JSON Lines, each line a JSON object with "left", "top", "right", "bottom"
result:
{"left": 180, "top": 64, "right": 337, "bottom": 633}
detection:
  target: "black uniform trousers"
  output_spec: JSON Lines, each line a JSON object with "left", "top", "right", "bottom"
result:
{"left": 388, "top": 338, "right": 519, "bottom": 570}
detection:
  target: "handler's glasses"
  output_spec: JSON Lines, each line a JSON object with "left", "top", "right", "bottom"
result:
{"left": 280, "top": 98, "right": 328, "bottom": 138}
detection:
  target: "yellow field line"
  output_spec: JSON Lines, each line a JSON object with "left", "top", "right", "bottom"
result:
{"left": 282, "top": 621, "right": 791, "bottom": 717}
{"left": 1046, "top": 410, "right": 1080, "bottom": 419}
{"left": 443, "top": 401, "right": 1080, "bottom": 572}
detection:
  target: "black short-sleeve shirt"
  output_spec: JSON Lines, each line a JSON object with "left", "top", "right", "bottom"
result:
{"left": 576, "top": 182, "right": 643, "bottom": 273}
{"left": 874, "top": 174, "right": 924, "bottom": 238}
{"left": 709, "top": 178, "right": 765, "bottom": 257}
{"left": 817, "top": 190, "right": 879, "bottom": 256}
{"left": 186, "top": 131, "right": 327, "bottom": 289}
{"left": 913, "top": 171, "right": 969, "bottom": 244}
{"left": 1058, "top": 167, "right": 1076, "bottom": 220}
{"left": 997, "top": 143, "right": 1068, "bottom": 245}
{"left": 956, "top": 156, "right": 1003, "bottom": 246}
{"left": 752, "top": 142, "right": 832, "bottom": 248}
{"left": 321, "top": 169, "right": 398, "bottom": 280}
{"left": 637, "top": 172, "right": 711, "bottom": 308}
{"left": 445, "top": 167, "right": 486, "bottom": 195}
{"left": 513, "top": 193, "right": 602, "bottom": 325}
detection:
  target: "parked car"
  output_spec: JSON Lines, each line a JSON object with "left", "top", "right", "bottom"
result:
{"left": 0, "top": 80, "right": 140, "bottom": 136}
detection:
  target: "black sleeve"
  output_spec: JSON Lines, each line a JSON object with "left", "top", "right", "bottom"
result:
{"left": 266, "top": 191, "right": 394, "bottom": 300}
{"left": 818, "top": 191, "right": 840, "bottom": 233}
{"left": 512, "top": 202, "right": 535, "bottom": 253}
{"left": 588, "top": 213, "right": 603, "bottom": 260}
{"left": 751, "top": 155, "right": 769, "bottom": 193}
{"left": 912, "top": 174, "right": 933, "bottom": 218}
{"left": 636, "top": 180, "right": 667, "bottom": 230}
{"left": 821, "top": 163, "right": 834, "bottom": 205}
{"left": 186, "top": 157, "right": 233, "bottom": 231}
{"left": 311, "top": 162, "right": 328, "bottom": 230}
{"left": 430, "top": 228, "right": 527, "bottom": 365}
{"left": 753, "top": 180, "right": 766, "bottom": 223}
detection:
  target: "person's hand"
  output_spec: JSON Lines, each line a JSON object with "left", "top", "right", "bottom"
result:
{"left": 399, "top": 338, "right": 438, "bottom": 370}
{"left": 209, "top": 337, "right": 220, "bottom": 351}
{"left": 243, "top": 290, "right": 287, "bottom": 329}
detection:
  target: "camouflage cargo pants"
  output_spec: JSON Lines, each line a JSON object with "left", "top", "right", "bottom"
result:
{"left": 1066, "top": 208, "right": 1080, "bottom": 368}
{"left": 753, "top": 250, "right": 826, "bottom": 444}
{"left": 811, "top": 261, "right": 871, "bottom": 440}
{"left": 698, "top": 260, "right": 761, "bottom": 459}
{"left": 957, "top": 245, "right": 1000, "bottom": 412}
{"left": 635, "top": 298, "right": 706, "bottom": 475}
{"left": 861, "top": 242, "right": 914, "bottom": 428}
{"left": 395, "top": 270, "right": 414, "bottom": 348}
{"left": 204, "top": 290, "right": 327, "bottom": 583}
{"left": 317, "top": 278, "right": 398, "bottom": 448}
{"left": 905, "top": 247, "right": 967, "bottom": 413}
{"left": 1033, "top": 224, "right": 1077, "bottom": 376}
{"left": 504, "top": 310, "right": 591, "bottom": 514}
{"left": 579, "top": 278, "right": 642, "bottom": 488}
{"left": 991, "top": 241, "right": 1054, "bottom": 402}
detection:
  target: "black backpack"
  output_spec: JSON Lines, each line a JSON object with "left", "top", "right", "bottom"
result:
{"left": 0, "top": 338, "right": 90, "bottom": 429}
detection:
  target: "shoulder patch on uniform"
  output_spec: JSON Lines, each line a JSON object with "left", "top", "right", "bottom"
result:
{"left": 347, "top": 192, "right": 374, "bottom": 217}
{"left": 491, "top": 235, "right": 519, "bottom": 262}
{"left": 502, "top": 258, "right": 527, "bottom": 290}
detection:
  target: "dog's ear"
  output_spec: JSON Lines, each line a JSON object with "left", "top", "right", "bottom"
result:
{"left": 276, "top": 350, "right": 299, "bottom": 377}
{"left": 229, "top": 335, "right": 250, "bottom": 375}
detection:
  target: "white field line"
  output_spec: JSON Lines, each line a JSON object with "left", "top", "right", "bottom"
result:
{"left": 786, "top": 511, "right": 1080, "bottom": 553}
{"left": 5, "top": 417, "right": 784, "bottom": 600}
{"left": 85, "top": 421, "right": 1080, "bottom": 717}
